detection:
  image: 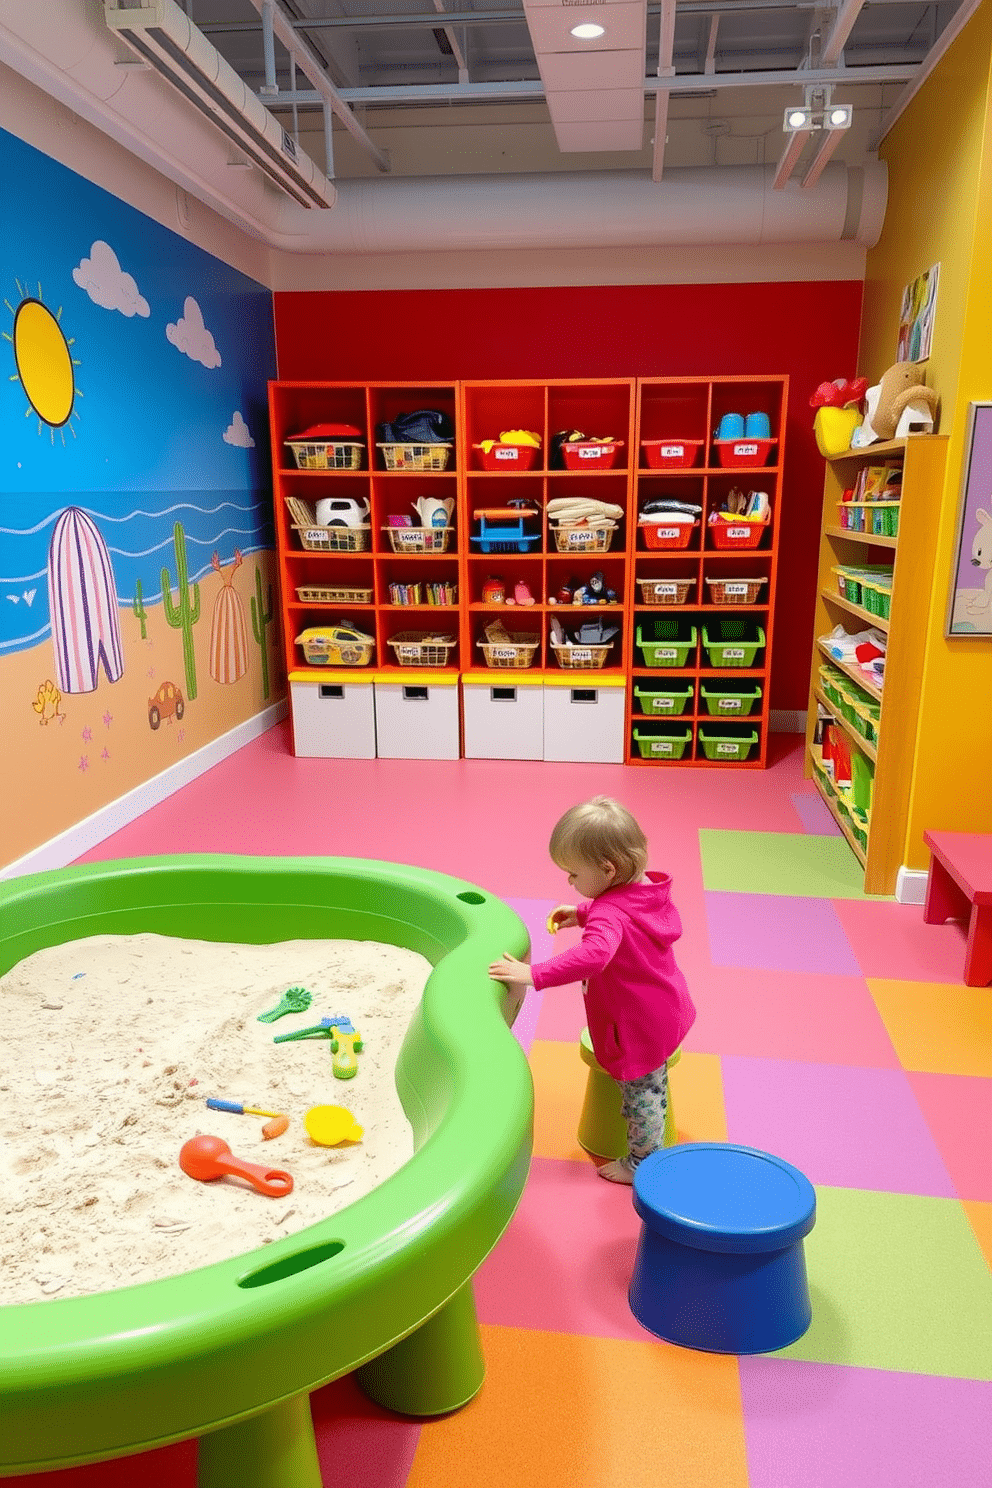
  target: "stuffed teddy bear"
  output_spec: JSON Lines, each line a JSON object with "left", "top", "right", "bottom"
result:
{"left": 851, "top": 361, "right": 938, "bottom": 447}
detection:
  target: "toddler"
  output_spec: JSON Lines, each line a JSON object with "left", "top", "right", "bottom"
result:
{"left": 489, "top": 796, "right": 695, "bottom": 1184}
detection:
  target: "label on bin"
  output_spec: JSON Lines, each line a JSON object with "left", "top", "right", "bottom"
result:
{"left": 491, "top": 647, "right": 519, "bottom": 660}
{"left": 718, "top": 698, "right": 742, "bottom": 711}
{"left": 570, "top": 648, "right": 594, "bottom": 662}
{"left": 657, "top": 647, "right": 677, "bottom": 661}
{"left": 724, "top": 582, "right": 749, "bottom": 596}
{"left": 660, "top": 444, "right": 685, "bottom": 458}
{"left": 655, "top": 583, "right": 678, "bottom": 597}
{"left": 567, "top": 529, "right": 597, "bottom": 543}
{"left": 733, "top": 442, "right": 759, "bottom": 456}
{"left": 723, "top": 647, "right": 746, "bottom": 660}
{"left": 652, "top": 698, "right": 675, "bottom": 711}
{"left": 578, "top": 446, "right": 603, "bottom": 460}
{"left": 495, "top": 447, "right": 520, "bottom": 461}
{"left": 657, "top": 528, "right": 681, "bottom": 541}
{"left": 726, "top": 527, "right": 750, "bottom": 540}
{"left": 653, "top": 741, "right": 674, "bottom": 755}
{"left": 304, "top": 529, "right": 325, "bottom": 543}
{"left": 716, "top": 742, "right": 739, "bottom": 755}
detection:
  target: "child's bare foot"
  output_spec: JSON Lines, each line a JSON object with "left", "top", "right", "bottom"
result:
{"left": 597, "top": 1159, "right": 634, "bottom": 1185}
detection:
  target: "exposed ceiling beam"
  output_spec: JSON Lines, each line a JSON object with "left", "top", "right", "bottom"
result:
{"left": 819, "top": 0, "right": 866, "bottom": 66}
{"left": 653, "top": 0, "right": 677, "bottom": 181}
{"left": 871, "top": 0, "right": 984, "bottom": 145}
{"left": 703, "top": 15, "right": 720, "bottom": 74}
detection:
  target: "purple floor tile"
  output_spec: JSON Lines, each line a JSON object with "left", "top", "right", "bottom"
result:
{"left": 705, "top": 890, "right": 862, "bottom": 975}
{"left": 504, "top": 897, "right": 556, "bottom": 1053}
{"left": 740, "top": 1358, "right": 992, "bottom": 1488}
{"left": 792, "top": 791, "right": 842, "bottom": 836}
{"left": 721, "top": 1055, "right": 957, "bottom": 1194}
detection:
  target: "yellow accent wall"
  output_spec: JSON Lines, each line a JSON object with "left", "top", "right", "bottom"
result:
{"left": 860, "top": 3, "right": 992, "bottom": 870}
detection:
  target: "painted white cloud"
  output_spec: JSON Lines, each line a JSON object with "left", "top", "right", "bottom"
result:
{"left": 72, "top": 240, "right": 150, "bottom": 318}
{"left": 166, "top": 296, "right": 222, "bottom": 369}
{"left": 223, "top": 411, "right": 255, "bottom": 448}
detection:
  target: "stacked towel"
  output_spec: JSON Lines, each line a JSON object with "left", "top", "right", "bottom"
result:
{"left": 547, "top": 497, "right": 624, "bottom": 525}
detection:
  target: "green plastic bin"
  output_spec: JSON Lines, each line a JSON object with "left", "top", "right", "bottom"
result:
{"left": 632, "top": 726, "right": 692, "bottom": 759}
{"left": 699, "top": 681, "right": 762, "bottom": 716}
{"left": 636, "top": 620, "right": 697, "bottom": 668}
{"left": 634, "top": 681, "right": 694, "bottom": 715}
{"left": 701, "top": 621, "right": 765, "bottom": 668}
{"left": 697, "top": 727, "right": 759, "bottom": 761}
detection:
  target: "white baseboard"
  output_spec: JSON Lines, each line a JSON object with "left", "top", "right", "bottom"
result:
{"left": 770, "top": 709, "right": 807, "bottom": 733}
{"left": 1, "top": 700, "right": 287, "bottom": 881}
{"left": 895, "top": 866, "right": 929, "bottom": 905}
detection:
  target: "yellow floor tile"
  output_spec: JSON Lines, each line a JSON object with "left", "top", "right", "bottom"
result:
{"left": 963, "top": 1201, "right": 992, "bottom": 1270}
{"left": 867, "top": 979, "right": 992, "bottom": 1076}
{"left": 406, "top": 1325, "right": 748, "bottom": 1488}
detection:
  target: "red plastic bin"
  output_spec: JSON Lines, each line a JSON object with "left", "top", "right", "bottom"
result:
{"left": 561, "top": 440, "right": 624, "bottom": 470}
{"left": 712, "top": 438, "right": 777, "bottom": 469}
{"left": 641, "top": 521, "right": 698, "bottom": 551}
{"left": 641, "top": 439, "right": 704, "bottom": 470}
{"left": 708, "top": 520, "right": 768, "bottom": 550}
{"left": 473, "top": 443, "right": 540, "bottom": 471}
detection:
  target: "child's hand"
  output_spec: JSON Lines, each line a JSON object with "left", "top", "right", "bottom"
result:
{"left": 546, "top": 904, "right": 579, "bottom": 934}
{"left": 489, "top": 953, "right": 532, "bottom": 986}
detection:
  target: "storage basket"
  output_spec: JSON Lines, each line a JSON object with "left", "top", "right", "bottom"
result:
{"left": 549, "top": 640, "right": 613, "bottom": 670}
{"left": 636, "top": 620, "right": 697, "bottom": 668}
{"left": 387, "top": 631, "right": 458, "bottom": 667}
{"left": 832, "top": 566, "right": 863, "bottom": 605}
{"left": 285, "top": 439, "right": 364, "bottom": 472}
{"left": 638, "top": 577, "right": 696, "bottom": 605}
{"left": 295, "top": 585, "right": 373, "bottom": 605}
{"left": 708, "top": 519, "right": 767, "bottom": 550}
{"left": 632, "top": 727, "right": 692, "bottom": 759}
{"left": 383, "top": 526, "right": 454, "bottom": 554}
{"left": 697, "top": 727, "right": 759, "bottom": 761}
{"left": 379, "top": 443, "right": 452, "bottom": 472}
{"left": 699, "top": 681, "right": 762, "bottom": 716}
{"left": 704, "top": 576, "right": 767, "bottom": 605}
{"left": 640, "top": 521, "right": 698, "bottom": 551}
{"left": 474, "top": 443, "right": 539, "bottom": 472}
{"left": 860, "top": 577, "right": 892, "bottom": 620}
{"left": 712, "top": 438, "right": 776, "bottom": 469}
{"left": 476, "top": 634, "right": 540, "bottom": 669}
{"left": 701, "top": 621, "right": 765, "bottom": 668}
{"left": 837, "top": 500, "right": 901, "bottom": 537}
{"left": 295, "top": 627, "right": 374, "bottom": 667}
{"left": 634, "top": 682, "right": 694, "bottom": 715}
{"left": 641, "top": 439, "right": 703, "bottom": 470}
{"left": 560, "top": 441, "right": 623, "bottom": 470}
{"left": 285, "top": 499, "right": 370, "bottom": 553}
{"left": 551, "top": 521, "right": 618, "bottom": 553}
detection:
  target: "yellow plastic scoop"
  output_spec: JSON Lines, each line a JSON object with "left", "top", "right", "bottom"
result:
{"left": 304, "top": 1105, "right": 364, "bottom": 1147}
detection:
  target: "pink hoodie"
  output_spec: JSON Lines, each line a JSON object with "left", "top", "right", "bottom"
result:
{"left": 529, "top": 871, "right": 695, "bottom": 1081}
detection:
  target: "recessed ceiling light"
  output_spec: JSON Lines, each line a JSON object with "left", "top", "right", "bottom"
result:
{"left": 571, "top": 22, "right": 605, "bottom": 38}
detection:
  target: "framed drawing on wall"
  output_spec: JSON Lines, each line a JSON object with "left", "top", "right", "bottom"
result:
{"left": 947, "top": 401, "right": 992, "bottom": 636}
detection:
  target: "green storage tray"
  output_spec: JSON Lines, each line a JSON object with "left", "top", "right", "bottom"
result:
{"left": 633, "top": 682, "right": 694, "bottom": 715}
{"left": 632, "top": 727, "right": 692, "bottom": 759}
{"left": 701, "top": 621, "right": 765, "bottom": 668}
{"left": 697, "top": 727, "right": 759, "bottom": 761}
{"left": 635, "top": 620, "right": 697, "bottom": 668}
{"left": 699, "top": 681, "right": 762, "bottom": 716}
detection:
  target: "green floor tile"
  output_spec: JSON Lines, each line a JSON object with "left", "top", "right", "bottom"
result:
{"left": 775, "top": 1186, "right": 992, "bottom": 1378}
{"left": 699, "top": 829, "right": 889, "bottom": 900}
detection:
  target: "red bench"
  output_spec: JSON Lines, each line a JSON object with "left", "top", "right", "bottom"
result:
{"left": 923, "top": 831, "right": 992, "bottom": 987}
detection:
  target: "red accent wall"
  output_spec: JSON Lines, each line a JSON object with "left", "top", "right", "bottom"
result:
{"left": 274, "top": 281, "right": 863, "bottom": 710}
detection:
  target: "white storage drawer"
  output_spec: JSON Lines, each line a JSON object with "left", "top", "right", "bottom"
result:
{"left": 289, "top": 672, "right": 376, "bottom": 759}
{"left": 374, "top": 677, "right": 460, "bottom": 759}
{"left": 543, "top": 678, "right": 626, "bottom": 763}
{"left": 462, "top": 676, "right": 543, "bottom": 760}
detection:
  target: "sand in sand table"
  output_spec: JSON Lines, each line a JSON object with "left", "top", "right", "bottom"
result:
{"left": 0, "top": 933, "right": 429, "bottom": 1305}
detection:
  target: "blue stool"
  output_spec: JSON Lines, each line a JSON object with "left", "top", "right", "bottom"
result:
{"left": 629, "top": 1143, "right": 816, "bottom": 1354}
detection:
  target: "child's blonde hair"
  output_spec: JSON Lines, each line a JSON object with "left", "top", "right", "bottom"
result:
{"left": 548, "top": 796, "right": 648, "bottom": 886}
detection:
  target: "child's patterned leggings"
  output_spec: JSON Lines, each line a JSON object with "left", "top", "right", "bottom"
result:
{"left": 618, "top": 1063, "right": 669, "bottom": 1172}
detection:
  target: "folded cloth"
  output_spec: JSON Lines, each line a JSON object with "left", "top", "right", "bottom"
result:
{"left": 639, "top": 511, "right": 695, "bottom": 525}
{"left": 547, "top": 497, "right": 624, "bottom": 522}
{"left": 821, "top": 625, "right": 887, "bottom": 662}
{"left": 376, "top": 409, "right": 454, "bottom": 445}
{"left": 640, "top": 499, "right": 703, "bottom": 516}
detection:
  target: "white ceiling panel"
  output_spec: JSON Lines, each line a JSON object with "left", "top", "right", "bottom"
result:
{"left": 524, "top": 4, "right": 646, "bottom": 54}
{"left": 545, "top": 88, "right": 646, "bottom": 123}
{"left": 537, "top": 48, "right": 646, "bottom": 91}
{"left": 552, "top": 120, "right": 646, "bottom": 151}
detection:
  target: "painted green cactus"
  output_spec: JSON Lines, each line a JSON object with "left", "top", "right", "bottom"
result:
{"left": 161, "top": 522, "right": 201, "bottom": 701}
{"left": 132, "top": 579, "right": 148, "bottom": 640}
{"left": 251, "top": 563, "right": 274, "bottom": 700}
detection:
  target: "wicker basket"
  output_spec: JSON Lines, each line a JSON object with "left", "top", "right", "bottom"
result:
{"left": 550, "top": 521, "right": 618, "bottom": 554}
{"left": 285, "top": 498, "right": 370, "bottom": 552}
{"left": 379, "top": 443, "right": 452, "bottom": 472}
{"left": 296, "top": 585, "right": 373, "bottom": 604}
{"left": 477, "top": 634, "right": 540, "bottom": 669}
{"left": 383, "top": 526, "right": 454, "bottom": 554}
{"left": 638, "top": 578, "right": 696, "bottom": 606}
{"left": 549, "top": 640, "right": 612, "bottom": 670}
{"left": 285, "top": 440, "right": 364, "bottom": 471}
{"left": 387, "top": 631, "right": 458, "bottom": 667}
{"left": 705, "top": 576, "right": 768, "bottom": 605}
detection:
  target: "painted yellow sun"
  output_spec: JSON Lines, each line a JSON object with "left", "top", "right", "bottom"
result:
{"left": 4, "top": 280, "right": 82, "bottom": 444}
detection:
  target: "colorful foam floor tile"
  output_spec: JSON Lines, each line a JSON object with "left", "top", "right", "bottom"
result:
{"left": 699, "top": 828, "right": 884, "bottom": 900}
{"left": 868, "top": 979, "right": 992, "bottom": 1077}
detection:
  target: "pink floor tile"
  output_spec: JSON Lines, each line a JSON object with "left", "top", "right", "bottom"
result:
{"left": 721, "top": 1057, "right": 956, "bottom": 1195}
{"left": 474, "top": 1155, "right": 651, "bottom": 1342}
{"left": 684, "top": 967, "right": 899, "bottom": 1068}
{"left": 705, "top": 892, "right": 862, "bottom": 976}
{"left": 791, "top": 791, "right": 842, "bottom": 836}
{"left": 907, "top": 1072, "right": 992, "bottom": 1201}
{"left": 740, "top": 1359, "right": 992, "bottom": 1488}
{"left": 832, "top": 899, "right": 972, "bottom": 984}
{"left": 312, "top": 1373, "right": 422, "bottom": 1488}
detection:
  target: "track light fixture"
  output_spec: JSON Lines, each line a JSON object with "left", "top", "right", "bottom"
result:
{"left": 774, "top": 86, "right": 852, "bottom": 190}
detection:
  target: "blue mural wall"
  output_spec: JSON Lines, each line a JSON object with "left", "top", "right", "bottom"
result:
{"left": 0, "top": 124, "right": 279, "bottom": 867}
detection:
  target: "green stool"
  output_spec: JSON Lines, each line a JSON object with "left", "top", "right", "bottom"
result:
{"left": 577, "top": 1027, "right": 679, "bottom": 1159}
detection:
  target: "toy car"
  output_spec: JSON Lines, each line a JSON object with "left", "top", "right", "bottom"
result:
{"left": 148, "top": 681, "right": 184, "bottom": 729}
{"left": 314, "top": 496, "right": 370, "bottom": 528}
{"left": 295, "top": 624, "right": 375, "bottom": 667}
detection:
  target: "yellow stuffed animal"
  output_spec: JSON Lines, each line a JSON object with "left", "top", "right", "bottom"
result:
{"left": 851, "top": 361, "right": 938, "bottom": 447}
